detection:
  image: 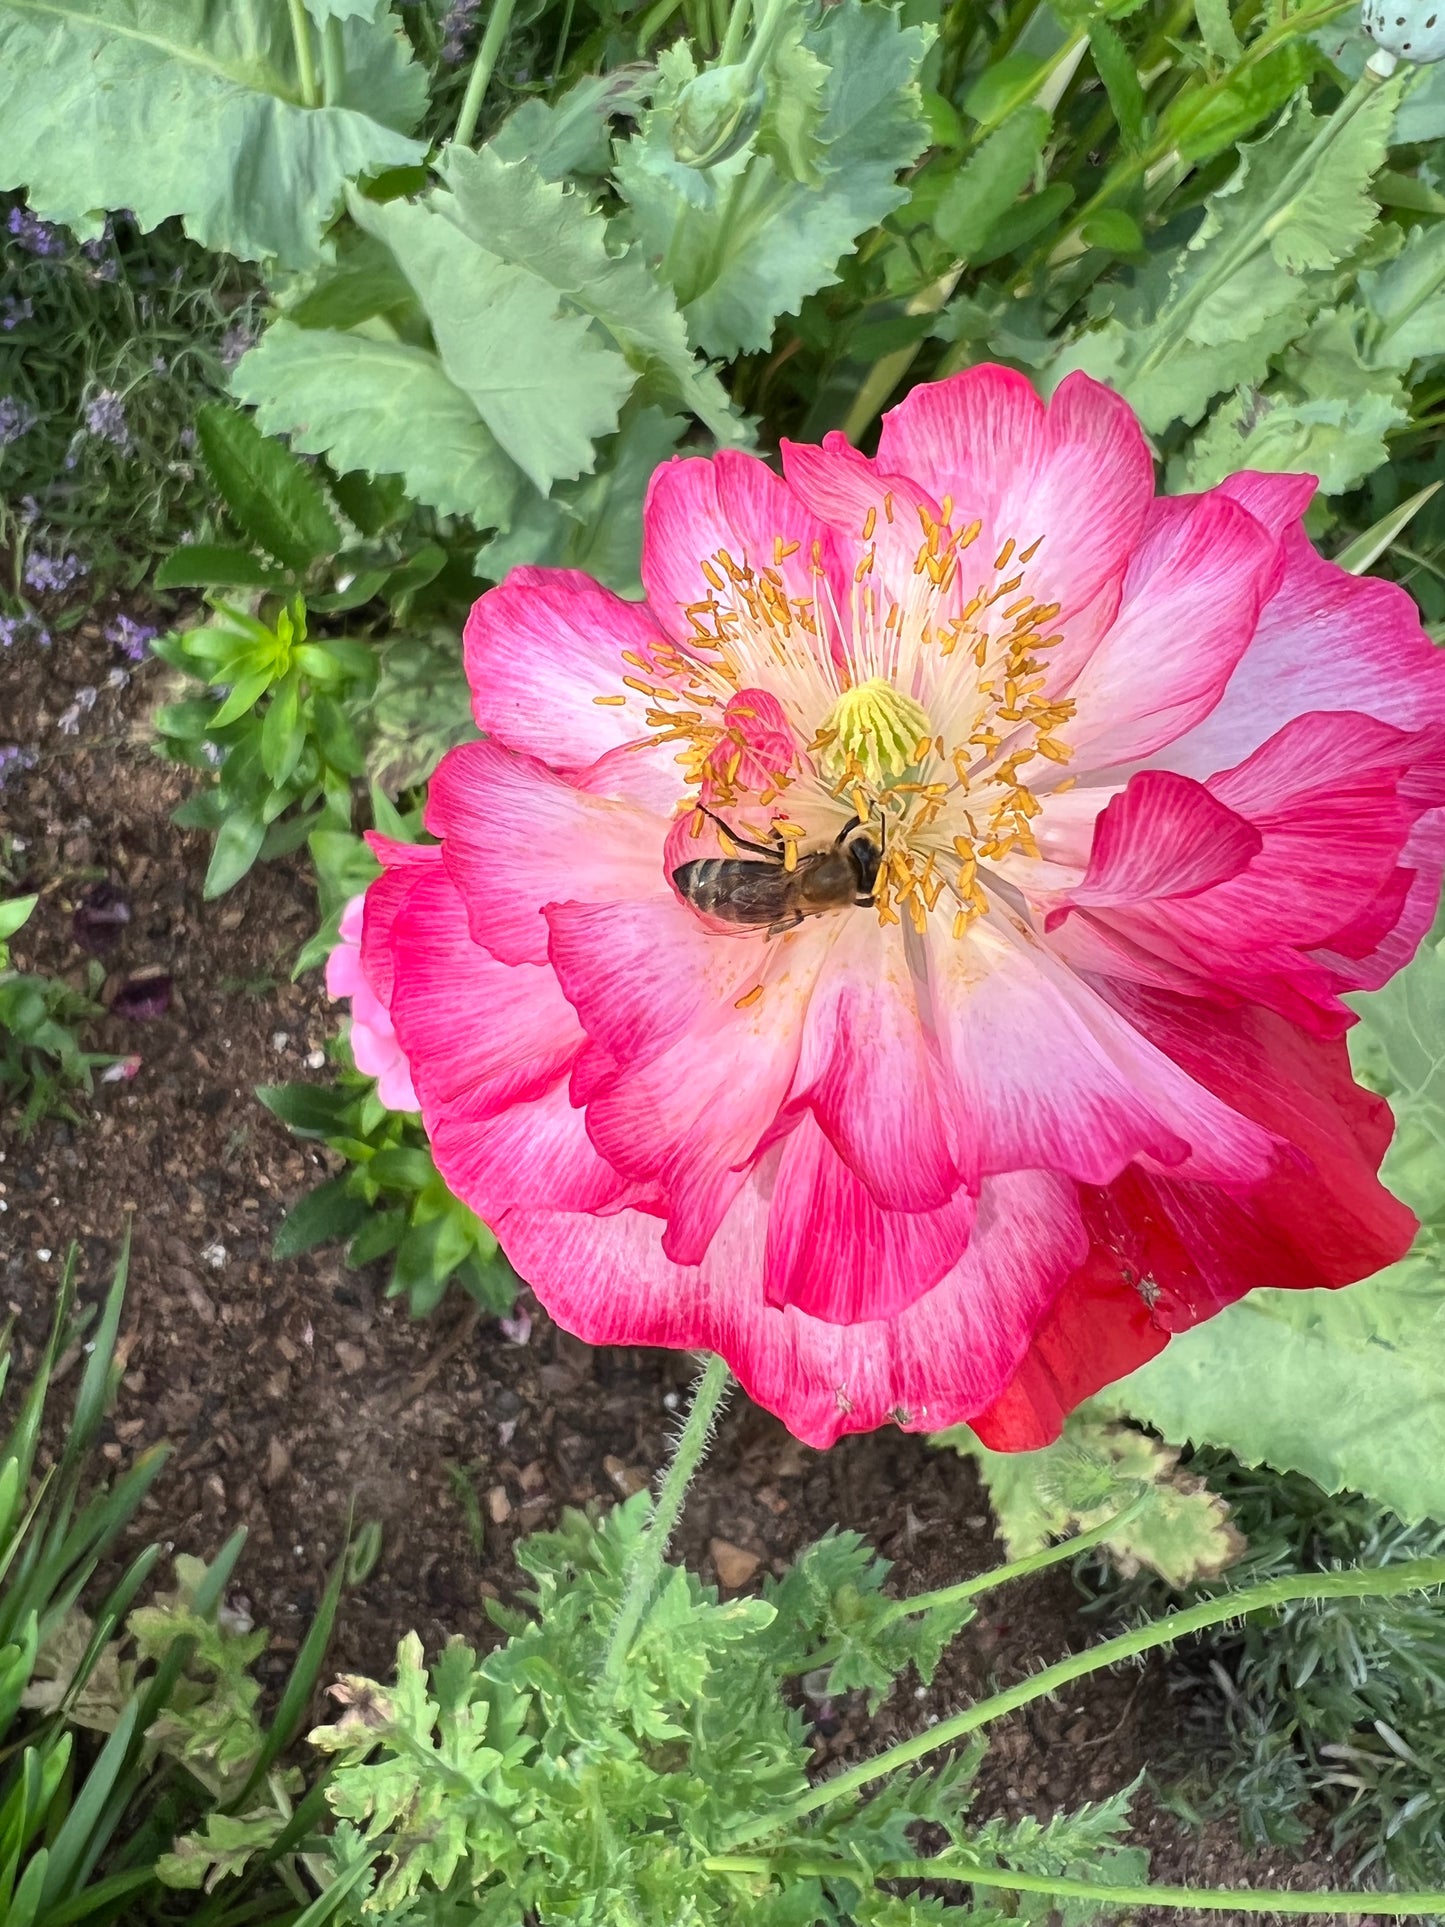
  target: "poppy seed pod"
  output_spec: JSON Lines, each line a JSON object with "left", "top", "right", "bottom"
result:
{"left": 1361, "top": 0, "right": 1445, "bottom": 63}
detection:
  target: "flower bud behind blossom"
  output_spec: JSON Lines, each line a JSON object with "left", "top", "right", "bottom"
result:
{"left": 671, "top": 64, "right": 768, "bottom": 167}
{"left": 327, "top": 896, "right": 418, "bottom": 1112}
{"left": 352, "top": 366, "right": 1445, "bottom": 1451}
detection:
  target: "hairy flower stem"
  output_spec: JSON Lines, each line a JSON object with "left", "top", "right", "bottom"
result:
{"left": 703, "top": 1853, "right": 1445, "bottom": 1914}
{"left": 875, "top": 1493, "right": 1150, "bottom": 1627}
{"left": 454, "top": 0, "right": 518, "bottom": 148}
{"left": 726, "top": 1554, "right": 1445, "bottom": 1846}
{"left": 286, "top": 0, "right": 320, "bottom": 107}
{"left": 602, "top": 1354, "right": 732, "bottom": 1692}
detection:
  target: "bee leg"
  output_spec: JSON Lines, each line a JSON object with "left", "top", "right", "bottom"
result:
{"left": 694, "top": 800, "right": 784, "bottom": 860}
{"left": 767, "top": 914, "right": 805, "bottom": 937}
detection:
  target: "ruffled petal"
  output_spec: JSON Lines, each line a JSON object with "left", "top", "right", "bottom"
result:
{"left": 1044, "top": 769, "right": 1262, "bottom": 923}
{"left": 763, "top": 1116, "right": 976, "bottom": 1322}
{"left": 432, "top": 1082, "right": 639, "bottom": 1223}
{"left": 875, "top": 366, "right": 1155, "bottom": 619}
{"left": 933, "top": 908, "right": 1280, "bottom": 1188}
{"left": 385, "top": 860, "right": 583, "bottom": 1121}
{"left": 1063, "top": 490, "right": 1279, "bottom": 771}
{"left": 641, "top": 449, "right": 826, "bottom": 640}
{"left": 463, "top": 567, "right": 674, "bottom": 771}
{"left": 498, "top": 1167, "right": 1087, "bottom": 1446}
{"left": 551, "top": 900, "right": 834, "bottom": 1259}
{"left": 1157, "top": 525, "right": 1445, "bottom": 779}
{"left": 784, "top": 911, "right": 960, "bottom": 1211}
{"left": 427, "top": 741, "right": 669, "bottom": 966}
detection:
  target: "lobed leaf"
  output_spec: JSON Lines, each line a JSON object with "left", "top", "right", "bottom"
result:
{"left": 0, "top": 0, "right": 426, "bottom": 268}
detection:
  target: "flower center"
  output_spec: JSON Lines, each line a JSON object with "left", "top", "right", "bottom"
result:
{"left": 818, "top": 678, "right": 933, "bottom": 789}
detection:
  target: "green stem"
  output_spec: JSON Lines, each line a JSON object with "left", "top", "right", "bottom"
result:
{"left": 703, "top": 1853, "right": 1445, "bottom": 1915}
{"left": 285, "top": 0, "right": 320, "bottom": 107}
{"left": 321, "top": 16, "right": 345, "bottom": 107}
{"left": 453, "top": 0, "right": 519, "bottom": 149}
{"left": 718, "top": 0, "right": 753, "bottom": 67}
{"left": 875, "top": 1494, "right": 1151, "bottom": 1627}
{"left": 602, "top": 1355, "right": 732, "bottom": 1691}
{"left": 725, "top": 1555, "right": 1445, "bottom": 1846}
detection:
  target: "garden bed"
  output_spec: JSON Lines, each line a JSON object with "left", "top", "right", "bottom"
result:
{"left": 0, "top": 606, "right": 1380, "bottom": 1924}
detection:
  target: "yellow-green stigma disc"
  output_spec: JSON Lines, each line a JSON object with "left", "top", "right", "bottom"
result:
{"left": 820, "top": 678, "right": 933, "bottom": 787}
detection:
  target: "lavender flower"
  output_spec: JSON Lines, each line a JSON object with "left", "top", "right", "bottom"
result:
{"left": 84, "top": 388, "right": 131, "bottom": 451}
{"left": 0, "top": 744, "right": 38, "bottom": 790}
{"left": 1, "top": 297, "right": 33, "bottom": 332}
{"left": 6, "top": 206, "right": 64, "bottom": 256}
{"left": 22, "top": 550, "right": 87, "bottom": 595}
{"left": 104, "top": 613, "right": 156, "bottom": 662}
{"left": 0, "top": 397, "right": 36, "bottom": 446}
{"left": 0, "top": 614, "right": 46, "bottom": 649}
{"left": 440, "top": 0, "right": 481, "bottom": 60}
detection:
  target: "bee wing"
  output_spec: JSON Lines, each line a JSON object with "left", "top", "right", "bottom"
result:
{"left": 672, "top": 859, "right": 796, "bottom": 926}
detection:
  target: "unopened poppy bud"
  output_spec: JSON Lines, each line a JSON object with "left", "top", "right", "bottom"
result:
{"left": 671, "top": 63, "right": 766, "bottom": 168}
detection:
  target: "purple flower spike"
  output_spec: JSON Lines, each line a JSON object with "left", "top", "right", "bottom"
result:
{"left": 22, "top": 550, "right": 87, "bottom": 595}
{"left": 104, "top": 614, "right": 157, "bottom": 662}
{"left": 7, "top": 206, "right": 64, "bottom": 256}
{"left": 0, "top": 397, "right": 36, "bottom": 446}
{"left": 84, "top": 389, "right": 131, "bottom": 451}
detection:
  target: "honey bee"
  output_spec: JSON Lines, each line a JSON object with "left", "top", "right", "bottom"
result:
{"left": 671, "top": 808, "right": 882, "bottom": 931}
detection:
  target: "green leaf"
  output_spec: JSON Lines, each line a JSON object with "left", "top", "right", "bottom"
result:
{"left": 938, "top": 1414, "right": 1246, "bottom": 1587}
{"left": 1193, "top": 0, "right": 1242, "bottom": 63}
{"left": 1097, "top": 1259, "right": 1445, "bottom": 1527}
{"left": 1177, "top": 308, "right": 1409, "bottom": 495}
{"left": 232, "top": 322, "right": 525, "bottom": 529}
{"left": 491, "top": 71, "right": 652, "bottom": 182}
{"left": 934, "top": 107, "right": 1050, "bottom": 259}
{"left": 616, "top": 0, "right": 930, "bottom": 358}
{"left": 196, "top": 404, "right": 341, "bottom": 570}
{"left": 204, "top": 810, "right": 267, "bottom": 899}
{"left": 257, "top": 1081, "right": 355, "bottom": 1134}
{"left": 962, "top": 53, "right": 1047, "bottom": 129}
{"left": 1087, "top": 19, "right": 1146, "bottom": 151}
{"left": 435, "top": 146, "right": 742, "bottom": 445}
{"left": 352, "top": 185, "right": 636, "bottom": 495}
{"left": 0, "top": 896, "right": 37, "bottom": 943}
{"left": 757, "top": 18, "right": 832, "bottom": 187}
{"left": 1335, "top": 481, "right": 1443, "bottom": 575}
{"left": 1054, "top": 80, "right": 1401, "bottom": 433}
{"left": 1360, "top": 220, "right": 1445, "bottom": 367}
{"left": 0, "top": 0, "right": 426, "bottom": 269}
{"left": 154, "top": 545, "right": 293, "bottom": 592}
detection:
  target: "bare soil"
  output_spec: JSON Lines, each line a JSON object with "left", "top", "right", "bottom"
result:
{"left": 0, "top": 609, "right": 1388, "bottom": 1923}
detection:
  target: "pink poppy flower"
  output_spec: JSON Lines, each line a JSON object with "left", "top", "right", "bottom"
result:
{"left": 327, "top": 895, "right": 418, "bottom": 1113}
{"left": 360, "top": 366, "right": 1445, "bottom": 1449}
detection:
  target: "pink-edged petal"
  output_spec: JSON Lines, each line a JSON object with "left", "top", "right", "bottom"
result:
{"left": 779, "top": 433, "right": 947, "bottom": 619}
{"left": 1045, "top": 770, "right": 1261, "bottom": 925}
{"left": 463, "top": 567, "right": 675, "bottom": 771}
{"left": 431, "top": 1082, "right": 638, "bottom": 1223}
{"left": 325, "top": 938, "right": 365, "bottom": 1001}
{"left": 875, "top": 367, "right": 1154, "bottom": 619}
{"left": 386, "top": 861, "right": 583, "bottom": 1121}
{"left": 935, "top": 908, "right": 1280, "bottom": 1188}
{"left": 785, "top": 911, "right": 960, "bottom": 1210}
{"left": 641, "top": 449, "right": 825, "bottom": 640}
{"left": 427, "top": 741, "right": 668, "bottom": 967}
{"left": 553, "top": 902, "right": 834, "bottom": 1259}
{"left": 1216, "top": 470, "right": 1316, "bottom": 541}
{"left": 1064, "top": 491, "right": 1278, "bottom": 771}
{"left": 1077, "top": 712, "right": 1445, "bottom": 1027}
{"left": 498, "top": 1166, "right": 1087, "bottom": 1446}
{"left": 359, "top": 834, "right": 438, "bottom": 1008}
{"left": 763, "top": 1115, "right": 975, "bottom": 1322}
{"left": 375, "top": 1057, "right": 420, "bottom": 1113}
{"left": 1157, "top": 526, "right": 1445, "bottom": 779}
